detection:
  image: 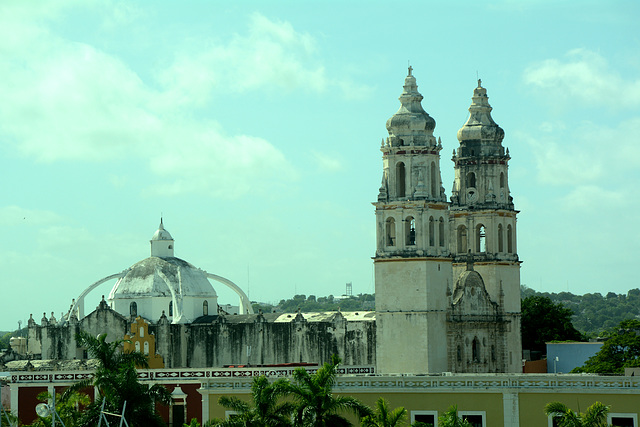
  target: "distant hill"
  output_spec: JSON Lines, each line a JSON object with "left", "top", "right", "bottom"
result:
{"left": 257, "top": 288, "right": 640, "bottom": 337}
{"left": 522, "top": 286, "right": 640, "bottom": 336}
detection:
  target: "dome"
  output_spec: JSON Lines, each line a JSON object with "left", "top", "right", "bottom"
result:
{"left": 456, "top": 80, "right": 505, "bottom": 151}
{"left": 385, "top": 67, "right": 436, "bottom": 147}
{"left": 110, "top": 256, "right": 217, "bottom": 299}
{"left": 152, "top": 219, "right": 173, "bottom": 241}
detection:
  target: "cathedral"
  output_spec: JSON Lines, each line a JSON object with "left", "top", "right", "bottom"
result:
{"left": 10, "top": 68, "right": 521, "bottom": 377}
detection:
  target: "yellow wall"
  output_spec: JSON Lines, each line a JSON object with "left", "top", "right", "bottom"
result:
{"left": 204, "top": 387, "right": 639, "bottom": 427}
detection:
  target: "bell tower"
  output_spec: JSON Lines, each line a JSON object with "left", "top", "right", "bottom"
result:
{"left": 449, "top": 80, "right": 521, "bottom": 372}
{"left": 374, "top": 67, "right": 452, "bottom": 374}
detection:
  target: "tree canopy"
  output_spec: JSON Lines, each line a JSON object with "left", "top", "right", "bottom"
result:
{"left": 521, "top": 295, "right": 584, "bottom": 354}
{"left": 573, "top": 319, "right": 640, "bottom": 374}
{"left": 544, "top": 401, "right": 609, "bottom": 427}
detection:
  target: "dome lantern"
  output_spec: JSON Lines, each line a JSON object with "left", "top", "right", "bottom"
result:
{"left": 151, "top": 219, "right": 174, "bottom": 257}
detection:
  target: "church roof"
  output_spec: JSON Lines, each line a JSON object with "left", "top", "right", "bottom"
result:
{"left": 109, "top": 256, "right": 217, "bottom": 299}
{"left": 152, "top": 218, "right": 173, "bottom": 241}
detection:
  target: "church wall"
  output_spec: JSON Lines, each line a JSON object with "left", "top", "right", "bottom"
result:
{"left": 151, "top": 315, "right": 376, "bottom": 368}
{"left": 453, "top": 263, "right": 521, "bottom": 313}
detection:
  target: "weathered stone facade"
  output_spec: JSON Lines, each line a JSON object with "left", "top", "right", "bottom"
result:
{"left": 26, "top": 304, "right": 376, "bottom": 368}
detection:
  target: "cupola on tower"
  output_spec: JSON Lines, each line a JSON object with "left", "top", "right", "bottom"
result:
{"left": 374, "top": 67, "right": 452, "bottom": 374}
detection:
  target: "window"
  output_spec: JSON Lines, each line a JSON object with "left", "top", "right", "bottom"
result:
{"left": 500, "top": 172, "right": 505, "bottom": 188}
{"left": 129, "top": 302, "right": 137, "bottom": 317}
{"left": 438, "top": 217, "right": 445, "bottom": 247}
{"left": 144, "top": 341, "right": 149, "bottom": 355}
{"left": 429, "top": 217, "right": 435, "bottom": 246}
{"left": 139, "top": 327, "right": 144, "bottom": 338}
{"left": 457, "top": 225, "right": 467, "bottom": 254}
{"left": 411, "top": 411, "right": 437, "bottom": 426}
{"left": 386, "top": 218, "right": 396, "bottom": 246}
{"left": 169, "top": 300, "right": 173, "bottom": 316}
{"left": 472, "top": 337, "right": 480, "bottom": 362}
{"left": 396, "top": 162, "right": 406, "bottom": 197}
{"left": 457, "top": 345, "right": 462, "bottom": 362}
{"left": 459, "top": 411, "right": 486, "bottom": 427}
{"left": 135, "top": 341, "right": 140, "bottom": 352}
{"left": 608, "top": 414, "right": 637, "bottom": 427}
{"left": 430, "top": 161, "right": 436, "bottom": 197}
{"left": 466, "top": 172, "right": 476, "bottom": 188}
{"left": 203, "top": 300, "right": 209, "bottom": 316}
{"left": 225, "top": 411, "right": 240, "bottom": 420}
{"left": 547, "top": 414, "right": 561, "bottom": 427}
{"left": 498, "top": 224, "right": 504, "bottom": 252}
{"left": 406, "top": 217, "right": 416, "bottom": 246}
{"left": 476, "top": 225, "right": 486, "bottom": 253}
{"left": 507, "top": 224, "right": 513, "bottom": 253}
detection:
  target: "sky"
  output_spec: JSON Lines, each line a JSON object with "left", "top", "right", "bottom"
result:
{"left": 1, "top": 0, "right": 639, "bottom": 331}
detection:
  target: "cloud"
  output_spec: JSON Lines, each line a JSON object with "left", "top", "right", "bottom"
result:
{"left": 0, "top": 5, "right": 302, "bottom": 198}
{"left": 523, "top": 49, "right": 640, "bottom": 109}
{"left": 560, "top": 185, "right": 625, "bottom": 211}
{"left": 518, "top": 117, "right": 640, "bottom": 187}
{"left": 311, "top": 150, "right": 343, "bottom": 172}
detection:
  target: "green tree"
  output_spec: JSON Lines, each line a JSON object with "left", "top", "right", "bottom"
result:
{"left": 521, "top": 295, "right": 584, "bottom": 354}
{"left": 210, "top": 375, "right": 294, "bottom": 427}
{"left": 544, "top": 401, "right": 609, "bottom": 427}
{"left": 573, "top": 319, "right": 640, "bottom": 374}
{"left": 288, "top": 355, "right": 372, "bottom": 426}
{"left": 438, "top": 405, "right": 472, "bottom": 427}
{"left": 361, "top": 398, "right": 406, "bottom": 427}
{"left": 69, "top": 331, "right": 171, "bottom": 427}
{"left": 30, "top": 390, "right": 90, "bottom": 427}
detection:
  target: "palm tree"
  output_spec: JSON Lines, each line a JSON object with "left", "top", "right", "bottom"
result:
{"left": 31, "top": 390, "right": 90, "bottom": 427}
{"left": 210, "top": 375, "right": 294, "bottom": 426}
{"left": 361, "top": 397, "right": 407, "bottom": 427}
{"left": 288, "top": 355, "right": 372, "bottom": 427}
{"left": 544, "top": 401, "right": 610, "bottom": 427}
{"left": 68, "top": 331, "right": 171, "bottom": 427}
{"left": 438, "top": 405, "right": 472, "bottom": 427}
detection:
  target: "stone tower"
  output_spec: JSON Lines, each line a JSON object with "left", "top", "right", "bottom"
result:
{"left": 449, "top": 80, "right": 522, "bottom": 372}
{"left": 374, "top": 67, "right": 452, "bottom": 374}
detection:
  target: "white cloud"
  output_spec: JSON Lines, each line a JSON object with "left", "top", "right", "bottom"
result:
{"left": 311, "top": 150, "right": 343, "bottom": 172}
{"left": 523, "top": 49, "right": 640, "bottom": 109}
{"left": 560, "top": 185, "right": 625, "bottom": 211}
{"left": 0, "top": 5, "right": 300, "bottom": 198}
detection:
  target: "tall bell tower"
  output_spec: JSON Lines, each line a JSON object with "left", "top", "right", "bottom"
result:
{"left": 374, "top": 67, "right": 452, "bottom": 374}
{"left": 449, "top": 80, "right": 522, "bottom": 372}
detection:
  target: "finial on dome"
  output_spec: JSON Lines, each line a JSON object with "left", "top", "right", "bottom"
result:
{"left": 478, "top": 78, "right": 482, "bottom": 88}
{"left": 408, "top": 64, "right": 413, "bottom": 76}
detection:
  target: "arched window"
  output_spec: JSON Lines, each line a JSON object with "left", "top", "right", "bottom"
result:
{"left": 472, "top": 337, "right": 480, "bottom": 362}
{"left": 135, "top": 341, "right": 140, "bottom": 352}
{"left": 203, "top": 300, "right": 209, "bottom": 316}
{"left": 438, "top": 217, "right": 445, "bottom": 247}
{"left": 396, "top": 162, "right": 406, "bottom": 197}
{"left": 457, "top": 225, "right": 467, "bottom": 254}
{"left": 500, "top": 172, "right": 505, "bottom": 188}
{"left": 169, "top": 301, "right": 173, "bottom": 316}
{"left": 466, "top": 172, "right": 476, "bottom": 188}
{"left": 385, "top": 218, "right": 396, "bottom": 246}
{"left": 129, "top": 302, "right": 137, "bottom": 317}
{"left": 491, "top": 345, "right": 496, "bottom": 362}
{"left": 498, "top": 224, "right": 504, "bottom": 252}
{"left": 430, "top": 162, "right": 436, "bottom": 197}
{"left": 507, "top": 225, "right": 513, "bottom": 253}
{"left": 428, "top": 217, "right": 435, "bottom": 246}
{"left": 139, "top": 327, "right": 144, "bottom": 338}
{"left": 476, "top": 225, "right": 486, "bottom": 253}
{"left": 144, "top": 341, "right": 149, "bottom": 355}
{"left": 405, "top": 217, "right": 416, "bottom": 246}
{"left": 457, "top": 345, "right": 462, "bottom": 362}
